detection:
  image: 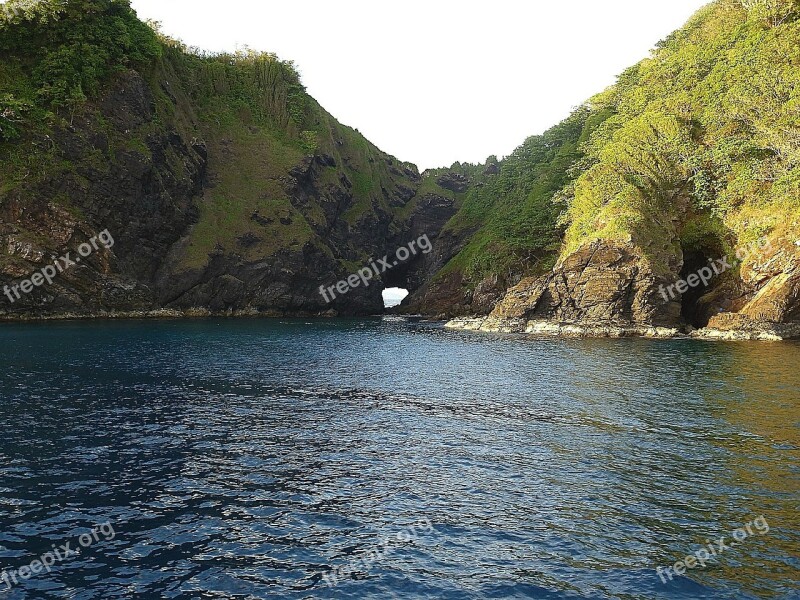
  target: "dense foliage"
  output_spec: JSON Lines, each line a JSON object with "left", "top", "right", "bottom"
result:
{"left": 0, "top": 0, "right": 160, "bottom": 129}
{"left": 560, "top": 0, "right": 800, "bottom": 271}
{"left": 435, "top": 107, "right": 612, "bottom": 284}
{"left": 152, "top": 25, "right": 313, "bottom": 140}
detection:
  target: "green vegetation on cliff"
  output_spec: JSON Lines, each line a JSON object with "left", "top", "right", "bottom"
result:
{"left": 427, "top": 0, "right": 799, "bottom": 296}
{"left": 0, "top": 0, "right": 431, "bottom": 287}
{"left": 437, "top": 107, "right": 612, "bottom": 284}
{"left": 0, "top": 0, "right": 160, "bottom": 129}
{"left": 2, "top": 0, "right": 799, "bottom": 320}
{"left": 560, "top": 0, "right": 800, "bottom": 273}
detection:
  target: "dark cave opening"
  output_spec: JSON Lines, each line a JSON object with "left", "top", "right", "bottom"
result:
{"left": 679, "top": 251, "right": 714, "bottom": 327}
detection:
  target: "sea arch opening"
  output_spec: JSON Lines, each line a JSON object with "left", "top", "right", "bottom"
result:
{"left": 382, "top": 287, "right": 409, "bottom": 309}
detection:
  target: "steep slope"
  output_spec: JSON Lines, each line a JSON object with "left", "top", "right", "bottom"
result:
{"left": 0, "top": 0, "right": 458, "bottom": 318}
{"left": 3, "top": 0, "right": 799, "bottom": 336}
{"left": 402, "top": 107, "right": 613, "bottom": 317}
{"left": 452, "top": 0, "right": 800, "bottom": 339}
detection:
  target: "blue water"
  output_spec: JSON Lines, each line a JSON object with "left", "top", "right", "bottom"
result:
{"left": 0, "top": 317, "right": 798, "bottom": 599}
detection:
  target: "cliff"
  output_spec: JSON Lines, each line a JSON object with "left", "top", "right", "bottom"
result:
{"left": 447, "top": 0, "right": 800, "bottom": 339}
{"left": 0, "top": 0, "right": 459, "bottom": 319}
{"left": 2, "top": 0, "right": 800, "bottom": 339}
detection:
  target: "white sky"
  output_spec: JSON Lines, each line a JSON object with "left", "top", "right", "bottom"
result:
{"left": 383, "top": 287, "right": 410, "bottom": 307}
{"left": 129, "top": 0, "right": 711, "bottom": 170}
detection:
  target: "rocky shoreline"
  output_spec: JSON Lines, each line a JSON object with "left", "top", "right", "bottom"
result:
{"left": 444, "top": 316, "right": 800, "bottom": 342}
{"left": 3, "top": 306, "right": 798, "bottom": 342}
{"left": 437, "top": 234, "right": 800, "bottom": 343}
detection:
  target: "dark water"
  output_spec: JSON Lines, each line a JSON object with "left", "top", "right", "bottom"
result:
{"left": 0, "top": 317, "right": 798, "bottom": 599}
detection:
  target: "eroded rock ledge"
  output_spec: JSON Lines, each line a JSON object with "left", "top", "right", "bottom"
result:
{"left": 445, "top": 238, "right": 800, "bottom": 341}
{"left": 445, "top": 316, "right": 800, "bottom": 341}
{"left": 445, "top": 316, "right": 681, "bottom": 339}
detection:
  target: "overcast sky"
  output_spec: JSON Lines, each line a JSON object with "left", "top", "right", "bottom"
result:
{"left": 129, "top": 0, "right": 710, "bottom": 170}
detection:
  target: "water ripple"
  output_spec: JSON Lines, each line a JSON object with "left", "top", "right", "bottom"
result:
{"left": 0, "top": 318, "right": 797, "bottom": 599}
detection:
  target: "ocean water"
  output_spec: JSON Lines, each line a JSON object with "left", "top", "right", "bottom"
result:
{"left": 0, "top": 317, "right": 798, "bottom": 599}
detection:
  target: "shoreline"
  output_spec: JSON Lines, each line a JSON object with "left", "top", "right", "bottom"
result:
{"left": 444, "top": 316, "right": 800, "bottom": 342}
{"left": 2, "top": 309, "right": 799, "bottom": 341}
{"left": 0, "top": 308, "right": 336, "bottom": 323}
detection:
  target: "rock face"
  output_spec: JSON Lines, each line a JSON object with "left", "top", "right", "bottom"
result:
{"left": 444, "top": 241, "right": 680, "bottom": 337}
{"left": 698, "top": 313, "right": 800, "bottom": 341}
{"left": 736, "top": 238, "right": 800, "bottom": 323}
{"left": 401, "top": 271, "right": 508, "bottom": 319}
{"left": 445, "top": 316, "right": 680, "bottom": 339}
{"left": 447, "top": 237, "right": 800, "bottom": 340}
{"left": 531, "top": 241, "right": 680, "bottom": 325}
{"left": 383, "top": 190, "right": 457, "bottom": 297}
{"left": 0, "top": 63, "right": 459, "bottom": 320}
{"left": 476, "top": 241, "right": 680, "bottom": 326}
{"left": 0, "top": 71, "right": 207, "bottom": 317}
{"left": 435, "top": 172, "right": 470, "bottom": 194}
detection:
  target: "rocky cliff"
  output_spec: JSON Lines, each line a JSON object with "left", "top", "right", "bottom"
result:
{"left": 0, "top": 0, "right": 461, "bottom": 319}
{"left": 2, "top": 0, "right": 800, "bottom": 339}
{"left": 448, "top": 0, "right": 800, "bottom": 340}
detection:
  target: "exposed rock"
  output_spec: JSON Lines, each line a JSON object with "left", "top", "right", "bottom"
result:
{"left": 488, "top": 277, "right": 548, "bottom": 319}
{"left": 445, "top": 316, "right": 680, "bottom": 339}
{"left": 535, "top": 241, "right": 680, "bottom": 325}
{"left": 737, "top": 238, "right": 800, "bottom": 322}
{"left": 0, "top": 68, "right": 204, "bottom": 319}
{"left": 476, "top": 241, "right": 680, "bottom": 329}
{"left": 236, "top": 233, "right": 262, "bottom": 248}
{"left": 470, "top": 274, "right": 508, "bottom": 314}
{"left": 435, "top": 172, "right": 470, "bottom": 194}
{"left": 523, "top": 321, "right": 680, "bottom": 339}
{"left": 5, "top": 235, "right": 45, "bottom": 262}
{"left": 692, "top": 313, "right": 800, "bottom": 340}
{"left": 453, "top": 236, "right": 800, "bottom": 340}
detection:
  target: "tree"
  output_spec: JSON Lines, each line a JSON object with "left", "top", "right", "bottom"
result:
{"left": 741, "top": 0, "right": 799, "bottom": 27}
{"left": 0, "top": 94, "right": 30, "bottom": 141}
